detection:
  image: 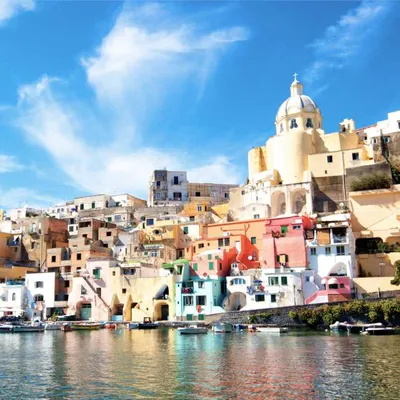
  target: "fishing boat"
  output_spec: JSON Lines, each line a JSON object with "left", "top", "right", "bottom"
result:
{"left": 71, "top": 323, "right": 101, "bottom": 331}
{"left": 126, "top": 322, "right": 139, "bottom": 330}
{"left": 361, "top": 327, "right": 395, "bottom": 336}
{"left": 138, "top": 317, "right": 158, "bottom": 330}
{"left": 12, "top": 324, "right": 45, "bottom": 333}
{"left": 212, "top": 322, "right": 233, "bottom": 333}
{"left": 178, "top": 325, "right": 208, "bottom": 335}
{"left": 256, "top": 326, "right": 289, "bottom": 334}
{"left": 0, "top": 324, "right": 14, "bottom": 333}
{"left": 45, "top": 323, "right": 61, "bottom": 331}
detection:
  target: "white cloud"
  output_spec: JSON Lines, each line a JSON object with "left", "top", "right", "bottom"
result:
{"left": 0, "top": 187, "right": 61, "bottom": 210}
{"left": 0, "top": 0, "right": 35, "bottom": 23}
{"left": 304, "top": 1, "right": 391, "bottom": 84}
{"left": 0, "top": 155, "right": 23, "bottom": 173}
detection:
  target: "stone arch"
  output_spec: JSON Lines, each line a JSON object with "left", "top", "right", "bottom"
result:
{"left": 328, "top": 262, "right": 348, "bottom": 276}
{"left": 271, "top": 191, "right": 286, "bottom": 217}
{"left": 154, "top": 300, "right": 169, "bottom": 321}
{"left": 291, "top": 189, "right": 307, "bottom": 215}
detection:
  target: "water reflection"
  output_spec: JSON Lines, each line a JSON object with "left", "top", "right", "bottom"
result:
{"left": 0, "top": 330, "right": 400, "bottom": 399}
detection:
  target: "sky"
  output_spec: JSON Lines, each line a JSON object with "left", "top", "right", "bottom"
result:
{"left": 0, "top": 0, "right": 399, "bottom": 209}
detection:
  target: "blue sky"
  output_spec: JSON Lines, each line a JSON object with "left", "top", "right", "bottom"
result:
{"left": 0, "top": 0, "right": 399, "bottom": 209}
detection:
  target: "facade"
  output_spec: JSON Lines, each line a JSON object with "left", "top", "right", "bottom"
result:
{"left": 0, "top": 280, "right": 25, "bottom": 317}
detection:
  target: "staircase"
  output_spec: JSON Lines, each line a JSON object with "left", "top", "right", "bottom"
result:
{"left": 81, "top": 276, "right": 112, "bottom": 317}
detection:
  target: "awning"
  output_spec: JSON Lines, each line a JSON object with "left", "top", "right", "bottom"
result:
{"left": 162, "top": 263, "right": 174, "bottom": 270}
{"left": 153, "top": 284, "right": 169, "bottom": 300}
{"left": 328, "top": 278, "right": 339, "bottom": 285}
{"left": 173, "top": 258, "right": 189, "bottom": 265}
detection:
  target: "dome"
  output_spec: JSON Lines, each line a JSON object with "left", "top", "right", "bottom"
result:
{"left": 276, "top": 77, "right": 319, "bottom": 121}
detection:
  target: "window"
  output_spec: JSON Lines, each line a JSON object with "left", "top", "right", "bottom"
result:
{"left": 197, "top": 205, "right": 202, "bottom": 212}
{"left": 173, "top": 176, "right": 179, "bottom": 185}
{"left": 306, "top": 118, "right": 313, "bottom": 128}
{"left": 189, "top": 216, "right": 195, "bottom": 222}
{"left": 373, "top": 138, "right": 378, "bottom": 144}
{"left": 281, "top": 226, "right": 288, "bottom": 234}
{"left": 224, "top": 237, "right": 230, "bottom": 246}
{"left": 327, "top": 155, "right": 333, "bottom": 163}
{"left": 146, "top": 218, "right": 154, "bottom": 226}
{"left": 251, "top": 237, "right": 256, "bottom": 245}
{"left": 329, "top": 284, "right": 339, "bottom": 290}
{"left": 325, "top": 247, "right": 331, "bottom": 255}
{"left": 218, "top": 238, "right": 223, "bottom": 247}
{"left": 290, "top": 119, "right": 298, "bottom": 129}
{"left": 107, "top": 217, "right": 112, "bottom": 222}
{"left": 398, "top": 121, "right": 400, "bottom": 129}
{"left": 91, "top": 202, "right": 95, "bottom": 209}
{"left": 196, "top": 295, "right": 206, "bottom": 306}
{"left": 198, "top": 281, "right": 205, "bottom": 289}
{"left": 352, "top": 153, "right": 359, "bottom": 160}
{"left": 12, "top": 293, "right": 16, "bottom": 301}
{"left": 208, "top": 254, "right": 212, "bottom": 260}
{"left": 192, "top": 263, "right": 198, "bottom": 271}
{"left": 156, "top": 180, "right": 161, "bottom": 188}
{"left": 340, "top": 283, "right": 345, "bottom": 288}
{"left": 224, "top": 193, "right": 229, "bottom": 199}
{"left": 82, "top": 234, "right": 87, "bottom": 238}
{"left": 155, "top": 192, "right": 161, "bottom": 200}
{"left": 255, "top": 294, "right": 265, "bottom": 302}
{"left": 271, "top": 294, "right": 277, "bottom": 303}
{"left": 208, "top": 262, "right": 214, "bottom": 270}
{"left": 80, "top": 204, "right": 84, "bottom": 210}
{"left": 34, "top": 294, "right": 44, "bottom": 302}
{"left": 281, "top": 276, "right": 288, "bottom": 286}
{"left": 336, "top": 246, "right": 345, "bottom": 256}
{"left": 231, "top": 278, "right": 246, "bottom": 285}
{"left": 106, "top": 231, "right": 112, "bottom": 237}
{"left": 122, "top": 288, "right": 127, "bottom": 294}
{"left": 183, "top": 296, "right": 193, "bottom": 306}
{"left": 253, "top": 214, "right": 260, "bottom": 219}
{"left": 219, "top": 262, "right": 222, "bottom": 271}
{"left": 77, "top": 253, "right": 82, "bottom": 261}
{"left": 114, "top": 215, "right": 121, "bottom": 221}
{"left": 35, "top": 281, "right": 44, "bottom": 289}
{"left": 68, "top": 226, "right": 74, "bottom": 232}
{"left": 112, "top": 271, "right": 116, "bottom": 276}
{"left": 51, "top": 256, "right": 56, "bottom": 263}
{"left": 65, "top": 281, "right": 70, "bottom": 288}
{"left": 268, "top": 277, "right": 279, "bottom": 286}
{"left": 151, "top": 252, "right": 157, "bottom": 257}
{"left": 195, "top": 191, "right": 201, "bottom": 197}
{"left": 241, "top": 190, "right": 245, "bottom": 195}
{"left": 183, "top": 226, "right": 189, "bottom": 234}
{"left": 198, "top": 243, "right": 204, "bottom": 249}
{"left": 384, "top": 137, "right": 390, "bottom": 143}
{"left": 293, "top": 225, "right": 301, "bottom": 230}
{"left": 310, "top": 248, "right": 317, "bottom": 256}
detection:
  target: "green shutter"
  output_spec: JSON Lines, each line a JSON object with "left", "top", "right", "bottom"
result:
{"left": 251, "top": 237, "right": 256, "bottom": 244}
{"left": 281, "top": 276, "right": 288, "bottom": 286}
{"left": 208, "top": 262, "right": 214, "bottom": 270}
{"left": 208, "top": 254, "right": 212, "bottom": 260}
{"left": 193, "top": 263, "right": 198, "bottom": 271}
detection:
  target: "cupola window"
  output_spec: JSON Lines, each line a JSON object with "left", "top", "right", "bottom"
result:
{"left": 290, "top": 119, "right": 298, "bottom": 129}
{"left": 306, "top": 118, "right": 313, "bottom": 128}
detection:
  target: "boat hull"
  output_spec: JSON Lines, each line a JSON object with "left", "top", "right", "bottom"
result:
{"left": 12, "top": 326, "right": 45, "bottom": 333}
{"left": 0, "top": 325, "right": 14, "bottom": 333}
{"left": 178, "top": 327, "right": 208, "bottom": 335}
{"left": 364, "top": 328, "right": 395, "bottom": 336}
{"left": 71, "top": 324, "right": 101, "bottom": 331}
{"left": 257, "top": 327, "right": 288, "bottom": 334}
{"left": 138, "top": 323, "right": 158, "bottom": 329}
{"left": 213, "top": 323, "right": 233, "bottom": 333}
{"left": 126, "top": 323, "right": 139, "bottom": 330}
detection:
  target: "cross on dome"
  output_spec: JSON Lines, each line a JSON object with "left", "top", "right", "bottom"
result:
{"left": 293, "top": 72, "right": 298, "bottom": 82}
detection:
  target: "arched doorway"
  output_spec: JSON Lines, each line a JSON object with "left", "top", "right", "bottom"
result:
{"left": 271, "top": 191, "right": 286, "bottom": 217}
{"left": 154, "top": 301, "right": 169, "bottom": 321}
{"left": 224, "top": 292, "right": 246, "bottom": 312}
{"left": 291, "top": 189, "right": 307, "bottom": 215}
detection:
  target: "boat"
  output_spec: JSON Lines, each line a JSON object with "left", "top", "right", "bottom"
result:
{"left": 61, "top": 323, "right": 73, "bottom": 332}
{"left": 0, "top": 324, "right": 14, "bottom": 333}
{"left": 233, "top": 324, "right": 245, "bottom": 332}
{"left": 212, "top": 322, "right": 233, "bottom": 333}
{"left": 256, "top": 326, "right": 289, "bottom": 334}
{"left": 361, "top": 327, "right": 396, "bottom": 336}
{"left": 45, "top": 323, "right": 61, "bottom": 331}
{"left": 71, "top": 323, "right": 101, "bottom": 331}
{"left": 248, "top": 324, "right": 257, "bottom": 333}
{"left": 178, "top": 325, "right": 208, "bottom": 335}
{"left": 12, "top": 324, "right": 45, "bottom": 333}
{"left": 329, "top": 321, "right": 350, "bottom": 332}
{"left": 105, "top": 323, "right": 117, "bottom": 329}
{"left": 138, "top": 317, "right": 158, "bottom": 330}
{"left": 346, "top": 323, "right": 383, "bottom": 334}
{"left": 126, "top": 322, "right": 139, "bottom": 330}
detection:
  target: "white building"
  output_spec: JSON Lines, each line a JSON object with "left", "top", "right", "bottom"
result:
{"left": 149, "top": 170, "right": 189, "bottom": 206}
{"left": 0, "top": 281, "right": 26, "bottom": 317}
{"left": 25, "top": 272, "right": 56, "bottom": 320}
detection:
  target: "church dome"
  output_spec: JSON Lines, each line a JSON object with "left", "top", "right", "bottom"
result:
{"left": 276, "top": 76, "right": 319, "bottom": 122}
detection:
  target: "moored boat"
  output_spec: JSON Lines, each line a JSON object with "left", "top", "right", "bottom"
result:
{"left": 12, "top": 324, "right": 45, "bottom": 333}
{"left": 361, "top": 327, "right": 395, "bottom": 336}
{"left": 138, "top": 317, "right": 158, "bottom": 330}
{"left": 71, "top": 323, "right": 101, "bottom": 331}
{"left": 0, "top": 324, "right": 14, "bottom": 333}
{"left": 329, "top": 321, "right": 349, "bottom": 332}
{"left": 61, "top": 323, "right": 73, "bottom": 332}
{"left": 346, "top": 323, "right": 383, "bottom": 334}
{"left": 212, "top": 322, "right": 233, "bottom": 333}
{"left": 126, "top": 322, "right": 139, "bottom": 330}
{"left": 256, "top": 326, "right": 289, "bottom": 334}
{"left": 45, "top": 323, "right": 62, "bottom": 331}
{"left": 178, "top": 325, "right": 208, "bottom": 335}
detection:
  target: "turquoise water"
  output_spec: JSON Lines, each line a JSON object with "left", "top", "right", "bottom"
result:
{"left": 0, "top": 329, "right": 399, "bottom": 399}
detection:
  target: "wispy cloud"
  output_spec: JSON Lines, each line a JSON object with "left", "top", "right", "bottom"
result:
{"left": 15, "top": 3, "right": 247, "bottom": 199}
{"left": 0, "top": 155, "right": 24, "bottom": 173}
{"left": 0, "top": 0, "right": 35, "bottom": 23}
{"left": 0, "top": 187, "right": 61, "bottom": 209}
{"left": 304, "top": 1, "right": 391, "bottom": 85}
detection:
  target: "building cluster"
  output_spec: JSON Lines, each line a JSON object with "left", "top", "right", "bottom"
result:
{"left": 1, "top": 77, "right": 400, "bottom": 322}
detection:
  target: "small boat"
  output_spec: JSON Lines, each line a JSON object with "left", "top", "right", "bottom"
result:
{"left": 71, "top": 323, "right": 101, "bottom": 331}
{"left": 105, "top": 323, "right": 117, "bottom": 329}
{"left": 61, "top": 323, "right": 73, "bottom": 332}
{"left": 138, "top": 317, "right": 158, "bottom": 330}
{"left": 329, "top": 321, "right": 349, "bottom": 332}
{"left": 233, "top": 324, "right": 245, "bottom": 332}
{"left": 178, "top": 325, "right": 208, "bottom": 335}
{"left": 12, "top": 324, "right": 45, "bottom": 333}
{"left": 126, "top": 322, "right": 139, "bottom": 330}
{"left": 212, "top": 322, "right": 233, "bottom": 333}
{"left": 256, "top": 326, "right": 289, "bottom": 334}
{"left": 361, "top": 327, "right": 395, "bottom": 336}
{"left": 346, "top": 323, "right": 383, "bottom": 334}
{"left": 248, "top": 324, "right": 257, "bottom": 333}
{"left": 45, "top": 323, "right": 61, "bottom": 331}
{"left": 0, "top": 324, "right": 14, "bottom": 333}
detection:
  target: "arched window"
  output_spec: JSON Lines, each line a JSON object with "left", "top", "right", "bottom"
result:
{"left": 231, "top": 278, "right": 246, "bottom": 285}
{"left": 12, "top": 293, "right": 16, "bottom": 301}
{"left": 306, "top": 118, "right": 313, "bottom": 128}
{"left": 290, "top": 119, "right": 298, "bottom": 129}
{"left": 34, "top": 294, "right": 44, "bottom": 302}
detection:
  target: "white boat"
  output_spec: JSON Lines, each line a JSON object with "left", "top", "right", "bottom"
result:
{"left": 256, "top": 327, "right": 289, "bottom": 334}
{"left": 0, "top": 324, "right": 14, "bottom": 333}
{"left": 178, "top": 325, "right": 208, "bottom": 335}
{"left": 12, "top": 324, "right": 45, "bottom": 333}
{"left": 361, "top": 327, "right": 396, "bottom": 336}
{"left": 126, "top": 322, "right": 139, "bottom": 330}
{"left": 45, "top": 323, "right": 61, "bottom": 331}
{"left": 212, "top": 322, "right": 233, "bottom": 333}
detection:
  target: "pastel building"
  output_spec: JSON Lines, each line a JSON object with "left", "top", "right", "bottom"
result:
{"left": 0, "top": 280, "right": 25, "bottom": 317}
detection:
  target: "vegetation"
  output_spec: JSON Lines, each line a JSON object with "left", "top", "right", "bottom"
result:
{"left": 288, "top": 311, "right": 298, "bottom": 320}
{"left": 350, "top": 173, "right": 391, "bottom": 192}
{"left": 390, "top": 260, "right": 400, "bottom": 286}
{"left": 248, "top": 312, "right": 272, "bottom": 324}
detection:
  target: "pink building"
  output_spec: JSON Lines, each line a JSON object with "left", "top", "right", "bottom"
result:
{"left": 305, "top": 276, "right": 352, "bottom": 304}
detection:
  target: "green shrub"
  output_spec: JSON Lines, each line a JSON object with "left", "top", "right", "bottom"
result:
{"left": 390, "top": 260, "right": 400, "bottom": 286}
{"left": 348, "top": 300, "right": 366, "bottom": 315}
{"left": 299, "top": 309, "right": 320, "bottom": 327}
{"left": 248, "top": 315, "right": 258, "bottom": 324}
{"left": 350, "top": 173, "right": 391, "bottom": 192}
{"left": 288, "top": 311, "right": 298, "bottom": 320}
